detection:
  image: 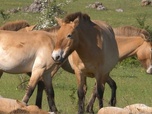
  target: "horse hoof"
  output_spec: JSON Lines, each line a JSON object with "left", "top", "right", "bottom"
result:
{"left": 48, "top": 112, "right": 55, "bottom": 114}
{"left": 86, "top": 109, "right": 94, "bottom": 114}
{"left": 108, "top": 100, "right": 116, "bottom": 106}
{"left": 48, "top": 112, "right": 58, "bottom": 114}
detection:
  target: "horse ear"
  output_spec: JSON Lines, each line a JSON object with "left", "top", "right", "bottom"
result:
{"left": 73, "top": 17, "right": 79, "bottom": 28}
{"left": 55, "top": 17, "right": 63, "bottom": 26}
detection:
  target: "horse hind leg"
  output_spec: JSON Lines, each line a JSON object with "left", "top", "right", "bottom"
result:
{"left": 42, "top": 71, "right": 58, "bottom": 113}
{"left": 86, "top": 74, "right": 117, "bottom": 113}
{"left": 0, "top": 71, "right": 3, "bottom": 78}
{"left": 35, "top": 80, "right": 44, "bottom": 109}
{"left": 106, "top": 76, "right": 117, "bottom": 106}
{"left": 95, "top": 73, "right": 108, "bottom": 110}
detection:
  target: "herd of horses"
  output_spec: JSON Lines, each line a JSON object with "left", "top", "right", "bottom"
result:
{"left": 0, "top": 12, "right": 152, "bottom": 114}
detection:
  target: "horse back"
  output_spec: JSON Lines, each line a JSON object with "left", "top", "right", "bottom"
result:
{"left": 93, "top": 20, "right": 119, "bottom": 73}
{"left": 0, "top": 30, "right": 54, "bottom": 73}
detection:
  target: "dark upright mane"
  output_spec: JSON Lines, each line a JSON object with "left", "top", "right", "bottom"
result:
{"left": 114, "top": 26, "right": 151, "bottom": 41}
{"left": 63, "top": 12, "right": 91, "bottom": 23}
{"left": 0, "top": 20, "right": 30, "bottom": 31}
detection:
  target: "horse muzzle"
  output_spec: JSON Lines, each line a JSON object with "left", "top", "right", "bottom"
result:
{"left": 52, "top": 49, "right": 64, "bottom": 63}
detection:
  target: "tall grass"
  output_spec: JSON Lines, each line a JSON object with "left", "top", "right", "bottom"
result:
{"left": 0, "top": 0, "right": 152, "bottom": 113}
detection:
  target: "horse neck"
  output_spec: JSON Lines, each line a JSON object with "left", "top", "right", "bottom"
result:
{"left": 75, "top": 23, "right": 101, "bottom": 60}
{"left": 116, "top": 36, "right": 144, "bottom": 61}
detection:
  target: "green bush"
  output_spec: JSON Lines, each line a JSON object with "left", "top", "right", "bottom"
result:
{"left": 35, "top": 0, "right": 66, "bottom": 30}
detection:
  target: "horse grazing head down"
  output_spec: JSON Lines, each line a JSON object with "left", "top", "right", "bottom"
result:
{"left": 52, "top": 12, "right": 92, "bottom": 63}
{"left": 114, "top": 26, "right": 152, "bottom": 74}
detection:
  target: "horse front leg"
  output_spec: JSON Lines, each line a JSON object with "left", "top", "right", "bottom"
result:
{"left": 86, "top": 82, "right": 96, "bottom": 114}
{"left": 106, "top": 76, "right": 117, "bottom": 106}
{"left": 43, "top": 70, "right": 58, "bottom": 114}
{"left": 76, "top": 72, "right": 87, "bottom": 114}
{"left": 22, "top": 68, "right": 44, "bottom": 105}
{"left": 35, "top": 80, "right": 45, "bottom": 108}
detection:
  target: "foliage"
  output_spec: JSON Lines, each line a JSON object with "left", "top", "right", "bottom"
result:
{"left": 121, "top": 13, "right": 152, "bottom": 66}
{"left": 16, "top": 75, "right": 29, "bottom": 90}
{"left": 118, "top": 56, "right": 140, "bottom": 67}
{"left": 35, "top": 0, "right": 66, "bottom": 30}
{"left": 0, "top": 9, "right": 10, "bottom": 20}
{"left": 136, "top": 13, "right": 149, "bottom": 30}
{"left": 136, "top": 13, "right": 152, "bottom": 40}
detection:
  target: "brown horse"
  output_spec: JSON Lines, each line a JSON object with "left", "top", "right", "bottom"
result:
{"left": 0, "top": 29, "right": 61, "bottom": 113}
{"left": 52, "top": 12, "right": 119, "bottom": 114}
{"left": 86, "top": 24, "right": 152, "bottom": 113}
{"left": 2, "top": 20, "right": 151, "bottom": 114}
{"left": 17, "top": 22, "right": 152, "bottom": 114}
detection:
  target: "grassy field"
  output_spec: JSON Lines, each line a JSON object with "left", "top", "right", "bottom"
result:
{"left": 0, "top": 0, "right": 152, "bottom": 114}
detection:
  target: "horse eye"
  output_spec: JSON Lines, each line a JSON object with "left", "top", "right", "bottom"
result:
{"left": 67, "top": 34, "right": 72, "bottom": 39}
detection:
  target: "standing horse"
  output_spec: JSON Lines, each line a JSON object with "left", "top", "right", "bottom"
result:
{"left": 52, "top": 12, "right": 119, "bottom": 114}
{"left": 2, "top": 20, "right": 151, "bottom": 114}
{"left": 0, "top": 29, "right": 61, "bottom": 113}
{"left": 0, "top": 20, "right": 45, "bottom": 109}
{"left": 22, "top": 23, "right": 152, "bottom": 113}
{"left": 86, "top": 24, "right": 152, "bottom": 113}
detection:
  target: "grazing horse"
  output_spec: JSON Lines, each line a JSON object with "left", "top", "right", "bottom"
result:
{"left": 86, "top": 24, "right": 152, "bottom": 113}
{"left": 52, "top": 12, "right": 119, "bottom": 114}
{"left": 0, "top": 29, "right": 61, "bottom": 113}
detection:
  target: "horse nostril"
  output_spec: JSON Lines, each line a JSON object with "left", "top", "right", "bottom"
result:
{"left": 55, "top": 55, "right": 60, "bottom": 61}
{"left": 52, "top": 49, "right": 63, "bottom": 62}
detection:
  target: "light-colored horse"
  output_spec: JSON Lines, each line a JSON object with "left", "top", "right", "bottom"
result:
{"left": 0, "top": 20, "right": 47, "bottom": 109}
{"left": 0, "top": 21, "right": 71, "bottom": 113}
{"left": 86, "top": 23, "right": 152, "bottom": 113}
{"left": 0, "top": 29, "right": 60, "bottom": 113}
{"left": 52, "top": 12, "right": 119, "bottom": 114}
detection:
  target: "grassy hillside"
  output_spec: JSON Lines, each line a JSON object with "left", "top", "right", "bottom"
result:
{"left": 0, "top": 0, "right": 152, "bottom": 114}
{"left": 0, "top": 0, "right": 152, "bottom": 27}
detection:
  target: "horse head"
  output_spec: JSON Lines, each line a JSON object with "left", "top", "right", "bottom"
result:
{"left": 136, "top": 41, "right": 152, "bottom": 74}
{"left": 52, "top": 14, "right": 80, "bottom": 63}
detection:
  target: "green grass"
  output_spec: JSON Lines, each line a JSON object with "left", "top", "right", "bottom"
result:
{"left": 1, "top": 65, "right": 152, "bottom": 114}
{"left": 0, "top": 0, "right": 152, "bottom": 114}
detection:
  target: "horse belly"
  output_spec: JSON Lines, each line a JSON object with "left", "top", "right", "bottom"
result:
{"left": 0, "top": 53, "right": 34, "bottom": 73}
{"left": 0, "top": 59, "right": 33, "bottom": 73}
{"left": 102, "top": 39, "right": 119, "bottom": 74}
